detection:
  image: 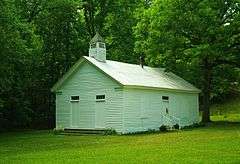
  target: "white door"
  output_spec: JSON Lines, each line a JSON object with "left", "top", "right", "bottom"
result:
{"left": 95, "top": 94, "right": 106, "bottom": 128}
{"left": 95, "top": 102, "right": 106, "bottom": 128}
{"left": 71, "top": 101, "right": 80, "bottom": 128}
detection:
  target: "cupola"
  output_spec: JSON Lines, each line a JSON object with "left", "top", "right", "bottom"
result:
{"left": 89, "top": 32, "right": 106, "bottom": 62}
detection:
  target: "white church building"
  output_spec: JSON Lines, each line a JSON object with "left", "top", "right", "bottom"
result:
{"left": 51, "top": 33, "right": 200, "bottom": 134}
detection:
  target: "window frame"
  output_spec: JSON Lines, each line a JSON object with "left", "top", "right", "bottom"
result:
{"left": 96, "top": 94, "right": 105, "bottom": 102}
{"left": 70, "top": 95, "right": 80, "bottom": 102}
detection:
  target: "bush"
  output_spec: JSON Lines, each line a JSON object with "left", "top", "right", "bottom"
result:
{"left": 182, "top": 122, "right": 205, "bottom": 129}
{"left": 53, "top": 128, "right": 64, "bottom": 134}
{"left": 193, "top": 122, "right": 205, "bottom": 127}
{"left": 104, "top": 128, "right": 117, "bottom": 135}
{"left": 147, "top": 129, "right": 156, "bottom": 133}
{"left": 173, "top": 124, "right": 180, "bottom": 130}
{"left": 124, "top": 129, "right": 158, "bottom": 135}
{"left": 159, "top": 125, "right": 168, "bottom": 132}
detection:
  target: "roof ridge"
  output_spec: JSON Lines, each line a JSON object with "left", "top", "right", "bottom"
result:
{"left": 84, "top": 56, "right": 164, "bottom": 70}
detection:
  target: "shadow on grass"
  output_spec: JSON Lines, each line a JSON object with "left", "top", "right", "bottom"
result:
{"left": 185, "top": 121, "right": 240, "bottom": 132}
{"left": 205, "top": 121, "right": 240, "bottom": 126}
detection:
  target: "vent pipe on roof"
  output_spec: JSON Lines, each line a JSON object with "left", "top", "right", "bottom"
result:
{"left": 139, "top": 56, "right": 144, "bottom": 68}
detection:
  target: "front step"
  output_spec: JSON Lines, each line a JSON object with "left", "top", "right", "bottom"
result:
{"left": 62, "top": 128, "right": 106, "bottom": 135}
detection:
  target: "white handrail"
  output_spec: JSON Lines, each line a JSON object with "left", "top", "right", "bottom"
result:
{"left": 162, "top": 114, "right": 172, "bottom": 125}
{"left": 169, "top": 115, "right": 181, "bottom": 126}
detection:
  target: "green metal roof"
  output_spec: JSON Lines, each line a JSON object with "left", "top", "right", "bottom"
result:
{"left": 51, "top": 56, "right": 201, "bottom": 93}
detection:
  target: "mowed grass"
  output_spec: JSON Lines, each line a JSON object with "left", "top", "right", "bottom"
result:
{"left": 0, "top": 123, "right": 240, "bottom": 164}
{"left": 1, "top": 97, "right": 239, "bottom": 164}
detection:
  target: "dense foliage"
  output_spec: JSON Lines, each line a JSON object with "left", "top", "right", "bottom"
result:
{"left": 134, "top": 0, "right": 240, "bottom": 122}
{"left": 0, "top": 0, "right": 239, "bottom": 130}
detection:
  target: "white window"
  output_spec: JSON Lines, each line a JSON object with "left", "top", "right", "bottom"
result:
{"left": 96, "top": 95, "right": 105, "bottom": 102}
{"left": 70, "top": 96, "right": 79, "bottom": 102}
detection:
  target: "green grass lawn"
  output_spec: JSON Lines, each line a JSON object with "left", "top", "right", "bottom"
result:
{"left": 1, "top": 97, "right": 239, "bottom": 164}
{"left": 0, "top": 122, "right": 240, "bottom": 164}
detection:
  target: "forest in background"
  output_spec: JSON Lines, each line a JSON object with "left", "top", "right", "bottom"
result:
{"left": 0, "top": 0, "right": 239, "bottom": 130}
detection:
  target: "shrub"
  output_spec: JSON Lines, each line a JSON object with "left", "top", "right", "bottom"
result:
{"left": 147, "top": 129, "right": 156, "bottom": 133}
{"left": 193, "top": 122, "right": 205, "bottom": 127}
{"left": 182, "top": 122, "right": 205, "bottom": 129}
{"left": 104, "top": 128, "right": 117, "bottom": 135}
{"left": 124, "top": 129, "right": 159, "bottom": 135}
{"left": 53, "top": 128, "right": 64, "bottom": 134}
{"left": 173, "top": 124, "right": 180, "bottom": 130}
{"left": 159, "top": 125, "right": 168, "bottom": 132}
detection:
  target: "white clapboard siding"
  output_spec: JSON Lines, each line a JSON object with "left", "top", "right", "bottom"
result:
{"left": 56, "top": 61, "right": 123, "bottom": 132}
{"left": 122, "top": 88, "right": 199, "bottom": 133}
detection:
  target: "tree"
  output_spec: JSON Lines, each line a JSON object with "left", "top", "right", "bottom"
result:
{"left": 30, "top": 0, "right": 89, "bottom": 128}
{"left": 134, "top": 0, "right": 240, "bottom": 122}
{"left": 3, "top": 0, "right": 142, "bottom": 129}
{"left": 80, "top": 0, "right": 140, "bottom": 63}
{"left": 0, "top": 0, "right": 42, "bottom": 130}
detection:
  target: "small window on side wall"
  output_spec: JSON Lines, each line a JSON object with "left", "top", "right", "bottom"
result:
{"left": 162, "top": 96, "right": 169, "bottom": 101}
{"left": 96, "top": 95, "right": 105, "bottom": 102}
{"left": 70, "top": 96, "right": 79, "bottom": 102}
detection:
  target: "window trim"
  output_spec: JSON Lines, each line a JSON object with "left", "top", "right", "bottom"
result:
{"left": 70, "top": 95, "right": 80, "bottom": 102}
{"left": 96, "top": 94, "right": 105, "bottom": 102}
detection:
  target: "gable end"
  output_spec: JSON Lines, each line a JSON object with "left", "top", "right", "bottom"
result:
{"left": 51, "top": 57, "right": 123, "bottom": 92}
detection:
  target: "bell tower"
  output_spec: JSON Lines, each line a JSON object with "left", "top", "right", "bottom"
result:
{"left": 89, "top": 32, "right": 106, "bottom": 62}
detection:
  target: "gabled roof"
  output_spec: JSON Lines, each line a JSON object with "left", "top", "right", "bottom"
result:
{"left": 51, "top": 56, "right": 201, "bottom": 93}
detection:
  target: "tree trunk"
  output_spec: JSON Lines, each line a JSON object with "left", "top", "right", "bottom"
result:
{"left": 201, "top": 58, "right": 212, "bottom": 123}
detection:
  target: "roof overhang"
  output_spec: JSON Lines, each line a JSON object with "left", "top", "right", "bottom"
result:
{"left": 123, "top": 85, "right": 201, "bottom": 94}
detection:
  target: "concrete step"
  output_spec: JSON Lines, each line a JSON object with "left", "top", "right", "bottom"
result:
{"left": 63, "top": 128, "right": 105, "bottom": 135}
{"left": 58, "top": 132, "right": 99, "bottom": 136}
